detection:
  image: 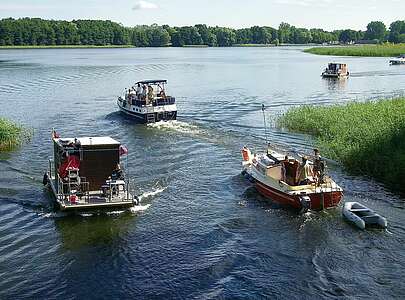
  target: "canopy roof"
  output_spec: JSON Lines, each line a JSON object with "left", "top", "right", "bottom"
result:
{"left": 135, "top": 79, "right": 167, "bottom": 85}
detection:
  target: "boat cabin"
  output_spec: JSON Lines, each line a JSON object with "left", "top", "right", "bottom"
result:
{"left": 124, "top": 80, "right": 175, "bottom": 107}
{"left": 46, "top": 135, "right": 136, "bottom": 211}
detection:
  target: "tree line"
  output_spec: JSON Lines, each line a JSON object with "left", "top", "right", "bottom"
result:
{"left": 0, "top": 18, "right": 404, "bottom": 47}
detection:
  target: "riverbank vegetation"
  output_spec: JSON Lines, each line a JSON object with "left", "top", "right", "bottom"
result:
{"left": 278, "top": 98, "right": 405, "bottom": 193}
{"left": 304, "top": 43, "right": 405, "bottom": 57}
{"left": 0, "top": 118, "right": 24, "bottom": 150}
{"left": 0, "top": 18, "right": 403, "bottom": 48}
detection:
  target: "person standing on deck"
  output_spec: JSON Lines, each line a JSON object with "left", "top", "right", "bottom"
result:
{"left": 297, "top": 156, "right": 313, "bottom": 185}
{"left": 136, "top": 83, "right": 142, "bottom": 99}
{"left": 313, "top": 148, "right": 326, "bottom": 184}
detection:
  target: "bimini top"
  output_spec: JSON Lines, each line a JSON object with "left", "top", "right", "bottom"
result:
{"left": 135, "top": 79, "right": 167, "bottom": 85}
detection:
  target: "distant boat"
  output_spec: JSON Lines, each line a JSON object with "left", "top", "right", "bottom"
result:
{"left": 322, "top": 63, "right": 349, "bottom": 78}
{"left": 342, "top": 202, "right": 387, "bottom": 230}
{"left": 117, "top": 79, "right": 177, "bottom": 123}
{"left": 389, "top": 54, "right": 405, "bottom": 65}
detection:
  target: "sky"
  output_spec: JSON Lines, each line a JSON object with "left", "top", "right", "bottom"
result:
{"left": 0, "top": 0, "right": 404, "bottom": 31}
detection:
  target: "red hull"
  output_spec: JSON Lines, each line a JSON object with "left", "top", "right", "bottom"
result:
{"left": 255, "top": 181, "right": 342, "bottom": 211}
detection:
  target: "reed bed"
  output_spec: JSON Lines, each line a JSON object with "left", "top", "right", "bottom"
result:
{"left": 278, "top": 98, "right": 405, "bottom": 192}
{"left": 304, "top": 44, "right": 405, "bottom": 57}
{"left": 0, "top": 118, "right": 24, "bottom": 150}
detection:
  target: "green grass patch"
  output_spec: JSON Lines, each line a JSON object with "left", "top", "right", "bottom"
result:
{"left": 278, "top": 98, "right": 405, "bottom": 193}
{"left": 0, "top": 118, "right": 27, "bottom": 150}
{"left": 0, "top": 45, "right": 135, "bottom": 49}
{"left": 304, "top": 43, "right": 405, "bottom": 57}
{"left": 232, "top": 44, "right": 275, "bottom": 47}
{"left": 182, "top": 44, "right": 209, "bottom": 48}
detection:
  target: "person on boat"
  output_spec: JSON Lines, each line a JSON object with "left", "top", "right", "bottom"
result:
{"left": 111, "top": 163, "right": 124, "bottom": 181}
{"left": 136, "top": 83, "right": 142, "bottom": 99}
{"left": 142, "top": 84, "right": 147, "bottom": 101}
{"left": 280, "top": 155, "right": 289, "bottom": 182}
{"left": 313, "top": 148, "right": 326, "bottom": 184}
{"left": 297, "top": 156, "right": 313, "bottom": 185}
{"left": 147, "top": 85, "right": 154, "bottom": 102}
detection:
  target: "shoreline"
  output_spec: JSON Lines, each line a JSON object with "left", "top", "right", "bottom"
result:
{"left": 0, "top": 45, "right": 135, "bottom": 50}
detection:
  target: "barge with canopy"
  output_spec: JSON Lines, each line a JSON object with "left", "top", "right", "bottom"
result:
{"left": 241, "top": 146, "right": 343, "bottom": 212}
{"left": 322, "top": 63, "right": 349, "bottom": 78}
{"left": 117, "top": 79, "right": 177, "bottom": 123}
{"left": 43, "top": 132, "right": 138, "bottom": 211}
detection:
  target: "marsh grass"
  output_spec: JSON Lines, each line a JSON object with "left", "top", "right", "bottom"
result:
{"left": 304, "top": 44, "right": 405, "bottom": 57}
{"left": 0, "top": 118, "right": 27, "bottom": 150}
{"left": 278, "top": 98, "right": 405, "bottom": 192}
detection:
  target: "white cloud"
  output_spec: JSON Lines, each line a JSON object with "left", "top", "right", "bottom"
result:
{"left": 132, "top": 1, "right": 158, "bottom": 10}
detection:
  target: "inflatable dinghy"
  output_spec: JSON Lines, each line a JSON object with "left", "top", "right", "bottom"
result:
{"left": 343, "top": 202, "right": 387, "bottom": 230}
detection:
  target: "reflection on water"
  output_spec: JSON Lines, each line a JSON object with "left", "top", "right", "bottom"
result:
{"left": 54, "top": 214, "right": 135, "bottom": 251}
{"left": 0, "top": 47, "right": 404, "bottom": 299}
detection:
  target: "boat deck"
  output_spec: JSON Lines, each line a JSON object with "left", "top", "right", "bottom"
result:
{"left": 47, "top": 177, "right": 135, "bottom": 211}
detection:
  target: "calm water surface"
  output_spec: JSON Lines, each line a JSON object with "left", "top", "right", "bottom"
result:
{"left": 0, "top": 47, "right": 404, "bottom": 299}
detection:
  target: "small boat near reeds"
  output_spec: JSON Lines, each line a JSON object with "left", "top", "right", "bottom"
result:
{"left": 389, "top": 54, "right": 405, "bottom": 65}
{"left": 241, "top": 146, "right": 343, "bottom": 212}
{"left": 322, "top": 63, "right": 349, "bottom": 78}
{"left": 43, "top": 131, "right": 138, "bottom": 211}
{"left": 117, "top": 79, "right": 177, "bottom": 123}
{"left": 343, "top": 202, "right": 387, "bottom": 230}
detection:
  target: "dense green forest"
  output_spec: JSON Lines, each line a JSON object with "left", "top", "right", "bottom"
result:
{"left": 0, "top": 18, "right": 404, "bottom": 47}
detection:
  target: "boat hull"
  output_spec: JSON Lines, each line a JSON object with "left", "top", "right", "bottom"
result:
{"left": 255, "top": 180, "right": 342, "bottom": 211}
{"left": 117, "top": 99, "right": 177, "bottom": 124}
{"left": 321, "top": 72, "right": 349, "bottom": 78}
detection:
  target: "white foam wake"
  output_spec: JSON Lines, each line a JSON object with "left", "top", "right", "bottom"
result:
{"left": 129, "top": 204, "right": 151, "bottom": 213}
{"left": 147, "top": 120, "right": 201, "bottom": 135}
{"left": 138, "top": 186, "right": 167, "bottom": 201}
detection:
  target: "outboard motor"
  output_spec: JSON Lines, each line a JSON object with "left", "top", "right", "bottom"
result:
{"left": 299, "top": 196, "right": 311, "bottom": 214}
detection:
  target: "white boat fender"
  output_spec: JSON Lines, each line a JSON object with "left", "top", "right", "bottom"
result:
{"left": 299, "top": 196, "right": 311, "bottom": 214}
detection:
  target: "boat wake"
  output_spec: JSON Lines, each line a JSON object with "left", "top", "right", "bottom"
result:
{"left": 129, "top": 204, "right": 151, "bottom": 213}
{"left": 137, "top": 186, "right": 167, "bottom": 201}
{"left": 147, "top": 120, "right": 201, "bottom": 135}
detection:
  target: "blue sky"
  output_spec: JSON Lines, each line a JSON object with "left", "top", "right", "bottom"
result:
{"left": 0, "top": 0, "right": 403, "bottom": 30}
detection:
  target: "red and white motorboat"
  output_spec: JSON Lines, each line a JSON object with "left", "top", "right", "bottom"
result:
{"left": 241, "top": 146, "right": 343, "bottom": 212}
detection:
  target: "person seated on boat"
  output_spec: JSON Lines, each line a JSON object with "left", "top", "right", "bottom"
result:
{"left": 297, "top": 156, "right": 314, "bottom": 185}
{"left": 157, "top": 84, "right": 166, "bottom": 98}
{"left": 111, "top": 163, "right": 124, "bottom": 181}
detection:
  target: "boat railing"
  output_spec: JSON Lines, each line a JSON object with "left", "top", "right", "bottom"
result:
{"left": 131, "top": 97, "right": 175, "bottom": 107}
{"left": 56, "top": 173, "right": 90, "bottom": 204}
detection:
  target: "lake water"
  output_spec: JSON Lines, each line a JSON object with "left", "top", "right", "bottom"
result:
{"left": 0, "top": 47, "right": 404, "bottom": 299}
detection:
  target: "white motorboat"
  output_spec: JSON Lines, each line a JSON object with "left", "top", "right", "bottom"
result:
{"left": 342, "top": 202, "right": 387, "bottom": 230}
{"left": 117, "top": 79, "right": 177, "bottom": 123}
{"left": 389, "top": 54, "right": 405, "bottom": 65}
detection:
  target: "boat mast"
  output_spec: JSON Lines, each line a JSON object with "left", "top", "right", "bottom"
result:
{"left": 261, "top": 104, "right": 269, "bottom": 145}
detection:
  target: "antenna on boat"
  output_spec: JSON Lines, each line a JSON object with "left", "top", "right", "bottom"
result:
{"left": 261, "top": 104, "right": 269, "bottom": 145}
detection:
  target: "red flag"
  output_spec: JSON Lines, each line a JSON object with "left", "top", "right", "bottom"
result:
{"left": 119, "top": 145, "right": 128, "bottom": 156}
